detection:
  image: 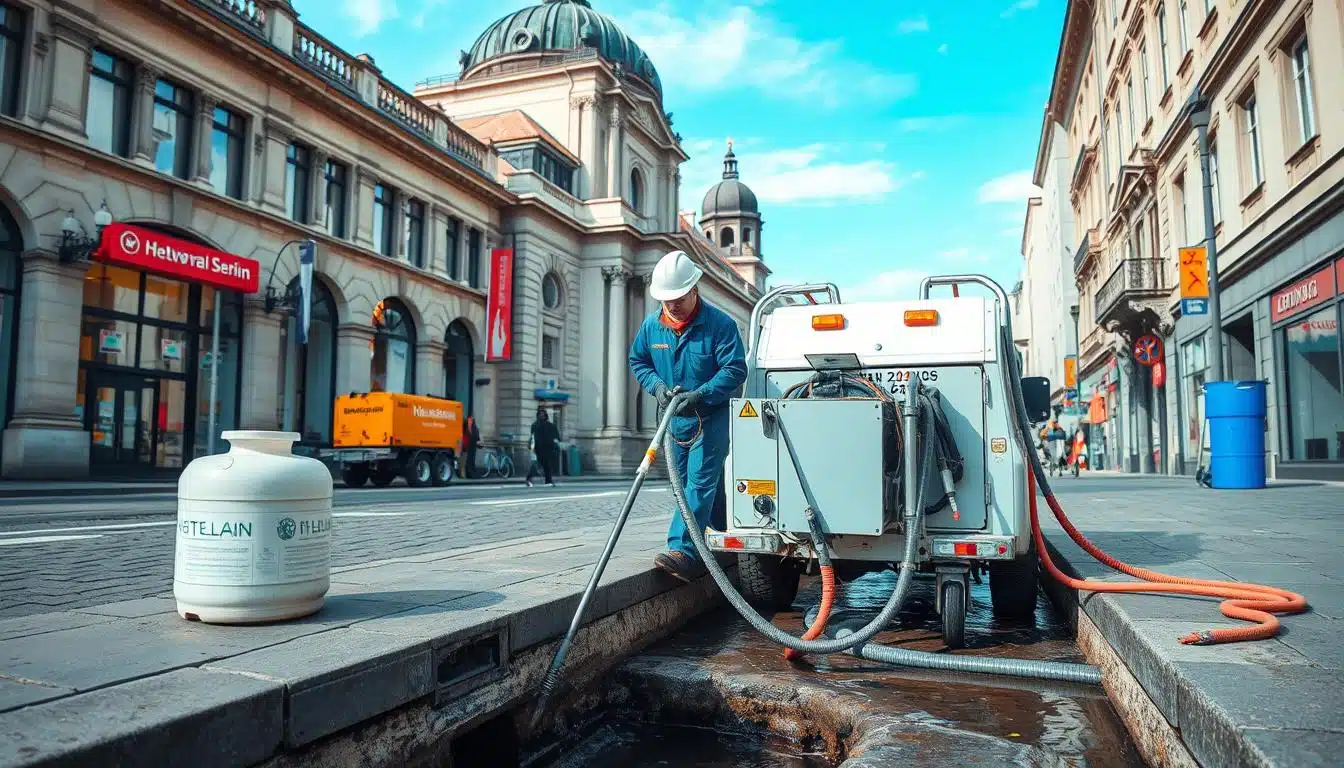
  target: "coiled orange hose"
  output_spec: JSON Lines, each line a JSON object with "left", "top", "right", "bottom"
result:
{"left": 1029, "top": 470, "right": 1308, "bottom": 644}
{"left": 784, "top": 565, "right": 835, "bottom": 662}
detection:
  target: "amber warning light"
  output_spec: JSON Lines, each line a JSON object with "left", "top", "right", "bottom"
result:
{"left": 904, "top": 309, "right": 939, "bottom": 327}
{"left": 811, "top": 313, "right": 846, "bottom": 331}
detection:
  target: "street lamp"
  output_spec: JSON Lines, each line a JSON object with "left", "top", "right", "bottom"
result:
{"left": 262, "top": 239, "right": 318, "bottom": 315}
{"left": 57, "top": 203, "right": 113, "bottom": 263}
{"left": 1189, "top": 92, "right": 1225, "bottom": 382}
{"left": 1070, "top": 304, "right": 1080, "bottom": 357}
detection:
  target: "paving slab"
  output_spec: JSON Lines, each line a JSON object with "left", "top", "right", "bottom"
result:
{"left": 1042, "top": 475, "right": 1344, "bottom": 768}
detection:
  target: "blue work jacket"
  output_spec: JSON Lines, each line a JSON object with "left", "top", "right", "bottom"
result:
{"left": 628, "top": 301, "right": 747, "bottom": 415}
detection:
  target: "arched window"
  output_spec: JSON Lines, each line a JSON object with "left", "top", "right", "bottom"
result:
{"left": 444, "top": 320, "right": 474, "bottom": 417}
{"left": 743, "top": 227, "right": 753, "bottom": 245}
{"left": 629, "top": 167, "right": 644, "bottom": 213}
{"left": 720, "top": 227, "right": 735, "bottom": 247}
{"left": 704, "top": 230, "right": 712, "bottom": 240}
{"left": 372, "top": 298, "right": 415, "bottom": 393}
{"left": 0, "top": 205, "right": 21, "bottom": 443}
{"left": 282, "top": 279, "right": 338, "bottom": 444}
{"left": 542, "top": 272, "right": 563, "bottom": 311}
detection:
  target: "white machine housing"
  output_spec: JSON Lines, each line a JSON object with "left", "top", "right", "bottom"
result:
{"left": 714, "top": 290, "right": 1031, "bottom": 566}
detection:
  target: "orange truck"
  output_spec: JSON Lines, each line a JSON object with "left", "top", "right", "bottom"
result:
{"left": 322, "top": 392, "right": 464, "bottom": 488}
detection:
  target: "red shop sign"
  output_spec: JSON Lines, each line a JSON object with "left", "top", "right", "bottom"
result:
{"left": 1270, "top": 264, "right": 1337, "bottom": 323}
{"left": 486, "top": 247, "right": 514, "bottom": 362}
{"left": 93, "top": 223, "right": 260, "bottom": 293}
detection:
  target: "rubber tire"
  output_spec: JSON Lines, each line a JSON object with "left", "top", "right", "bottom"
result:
{"left": 737, "top": 554, "right": 802, "bottom": 611}
{"left": 405, "top": 451, "right": 433, "bottom": 488}
{"left": 497, "top": 456, "right": 515, "bottom": 480}
{"left": 988, "top": 555, "right": 1039, "bottom": 619}
{"left": 370, "top": 465, "right": 398, "bottom": 488}
{"left": 432, "top": 452, "right": 455, "bottom": 487}
{"left": 941, "top": 580, "right": 966, "bottom": 650}
{"left": 341, "top": 464, "right": 369, "bottom": 488}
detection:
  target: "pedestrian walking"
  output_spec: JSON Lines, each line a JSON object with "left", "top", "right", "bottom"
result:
{"left": 629, "top": 249, "right": 747, "bottom": 582}
{"left": 462, "top": 415, "right": 480, "bottom": 479}
{"left": 526, "top": 408, "right": 561, "bottom": 487}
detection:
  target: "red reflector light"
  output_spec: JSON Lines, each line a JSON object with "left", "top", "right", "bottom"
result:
{"left": 904, "top": 309, "right": 939, "bottom": 327}
{"left": 722, "top": 537, "right": 745, "bottom": 550}
{"left": 953, "top": 542, "right": 976, "bottom": 556}
{"left": 997, "top": 544, "right": 1008, "bottom": 555}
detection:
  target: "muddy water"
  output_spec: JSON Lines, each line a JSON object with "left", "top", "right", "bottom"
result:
{"left": 549, "top": 571, "right": 1143, "bottom": 767}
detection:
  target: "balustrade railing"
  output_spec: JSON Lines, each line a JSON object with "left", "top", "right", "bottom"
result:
{"left": 1094, "top": 257, "right": 1166, "bottom": 321}
{"left": 208, "top": 0, "right": 264, "bottom": 30}
{"left": 294, "top": 26, "right": 356, "bottom": 89}
{"left": 443, "top": 119, "right": 488, "bottom": 171}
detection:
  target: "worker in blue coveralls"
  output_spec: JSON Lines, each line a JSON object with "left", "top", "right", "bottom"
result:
{"left": 629, "top": 250, "right": 747, "bottom": 582}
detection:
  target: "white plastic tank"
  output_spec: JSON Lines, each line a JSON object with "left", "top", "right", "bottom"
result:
{"left": 174, "top": 430, "right": 334, "bottom": 624}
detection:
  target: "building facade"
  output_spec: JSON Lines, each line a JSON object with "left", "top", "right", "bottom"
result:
{"left": 0, "top": 0, "right": 765, "bottom": 479}
{"left": 1039, "top": 0, "right": 1343, "bottom": 479}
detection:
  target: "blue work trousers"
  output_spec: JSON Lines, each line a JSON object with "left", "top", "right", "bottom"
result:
{"left": 665, "top": 409, "right": 730, "bottom": 560}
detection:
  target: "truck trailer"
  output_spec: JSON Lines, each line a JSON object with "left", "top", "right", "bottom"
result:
{"left": 321, "top": 392, "right": 464, "bottom": 488}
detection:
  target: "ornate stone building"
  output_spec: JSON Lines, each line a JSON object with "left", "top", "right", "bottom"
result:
{"left": 0, "top": 0, "right": 764, "bottom": 479}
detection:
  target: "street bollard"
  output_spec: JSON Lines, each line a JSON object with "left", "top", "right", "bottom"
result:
{"left": 174, "top": 430, "right": 334, "bottom": 624}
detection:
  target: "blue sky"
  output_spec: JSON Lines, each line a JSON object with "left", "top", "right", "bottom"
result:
{"left": 293, "top": 0, "right": 1065, "bottom": 300}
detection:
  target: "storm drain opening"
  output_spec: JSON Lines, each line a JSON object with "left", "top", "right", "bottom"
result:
{"left": 435, "top": 627, "right": 510, "bottom": 706}
{"left": 451, "top": 707, "right": 522, "bottom": 768}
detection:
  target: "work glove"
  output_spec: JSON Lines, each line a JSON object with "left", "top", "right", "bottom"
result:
{"left": 676, "top": 390, "right": 703, "bottom": 414}
{"left": 655, "top": 384, "right": 675, "bottom": 409}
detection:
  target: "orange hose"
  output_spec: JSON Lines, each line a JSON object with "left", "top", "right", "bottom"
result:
{"left": 784, "top": 565, "right": 836, "bottom": 662}
{"left": 1029, "top": 470, "right": 1308, "bottom": 644}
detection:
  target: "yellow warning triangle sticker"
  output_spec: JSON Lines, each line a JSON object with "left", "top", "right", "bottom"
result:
{"left": 739, "top": 401, "right": 759, "bottom": 418}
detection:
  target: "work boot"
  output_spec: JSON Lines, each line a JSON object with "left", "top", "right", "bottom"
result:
{"left": 654, "top": 551, "right": 707, "bottom": 583}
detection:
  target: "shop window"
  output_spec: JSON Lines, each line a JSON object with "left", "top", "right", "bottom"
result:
{"left": 196, "top": 288, "right": 243, "bottom": 458}
{"left": 0, "top": 2, "right": 23, "bottom": 118}
{"left": 152, "top": 78, "right": 194, "bottom": 179}
{"left": 285, "top": 142, "right": 312, "bottom": 224}
{"left": 373, "top": 183, "right": 395, "bottom": 256}
{"left": 404, "top": 198, "right": 425, "bottom": 268}
{"left": 372, "top": 298, "right": 415, "bottom": 394}
{"left": 0, "top": 205, "right": 21, "bottom": 435}
{"left": 1180, "top": 334, "right": 1208, "bottom": 461}
{"left": 142, "top": 273, "right": 191, "bottom": 324}
{"left": 82, "top": 262, "right": 141, "bottom": 315}
{"left": 444, "top": 320, "right": 474, "bottom": 415}
{"left": 281, "top": 278, "right": 337, "bottom": 444}
{"left": 324, "top": 159, "right": 348, "bottom": 238}
{"left": 87, "top": 49, "right": 133, "bottom": 158}
{"left": 445, "top": 217, "right": 460, "bottom": 279}
{"left": 1282, "top": 307, "right": 1343, "bottom": 461}
{"left": 209, "top": 106, "right": 246, "bottom": 200}
{"left": 467, "top": 228, "right": 482, "bottom": 289}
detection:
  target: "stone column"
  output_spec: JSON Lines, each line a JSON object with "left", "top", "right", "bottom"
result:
{"left": 1116, "top": 351, "right": 1134, "bottom": 472}
{"left": 335, "top": 323, "right": 375, "bottom": 394}
{"left": 192, "top": 92, "right": 220, "bottom": 189}
{"left": 638, "top": 273, "right": 657, "bottom": 432}
{"left": 259, "top": 117, "right": 291, "bottom": 216}
{"left": 428, "top": 205, "right": 447, "bottom": 276}
{"left": 415, "top": 340, "right": 446, "bottom": 396}
{"left": 40, "top": 13, "right": 95, "bottom": 140}
{"left": 352, "top": 168, "right": 376, "bottom": 250}
{"left": 602, "top": 266, "right": 632, "bottom": 431}
{"left": 1, "top": 251, "right": 90, "bottom": 478}
{"left": 672, "top": 169, "right": 682, "bottom": 226}
{"left": 132, "top": 64, "right": 163, "bottom": 168}
{"left": 571, "top": 95, "right": 596, "bottom": 199}
{"left": 238, "top": 300, "right": 283, "bottom": 430}
{"left": 310, "top": 147, "right": 330, "bottom": 229}
{"left": 262, "top": 0, "right": 298, "bottom": 52}
{"left": 605, "top": 103, "right": 623, "bottom": 201}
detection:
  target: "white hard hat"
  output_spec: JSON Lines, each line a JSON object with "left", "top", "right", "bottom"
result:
{"left": 649, "top": 250, "right": 704, "bottom": 301}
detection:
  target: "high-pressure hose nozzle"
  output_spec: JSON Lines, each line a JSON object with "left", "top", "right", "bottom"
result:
{"left": 938, "top": 458, "right": 961, "bottom": 521}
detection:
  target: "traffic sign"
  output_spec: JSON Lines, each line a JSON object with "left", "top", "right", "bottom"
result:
{"left": 1179, "top": 246, "right": 1210, "bottom": 299}
{"left": 1064, "top": 355, "right": 1077, "bottom": 388}
{"left": 1181, "top": 298, "right": 1209, "bottom": 315}
{"left": 1133, "top": 334, "right": 1164, "bottom": 367}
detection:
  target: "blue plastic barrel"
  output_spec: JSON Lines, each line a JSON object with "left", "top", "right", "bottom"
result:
{"left": 1203, "top": 381, "right": 1267, "bottom": 489}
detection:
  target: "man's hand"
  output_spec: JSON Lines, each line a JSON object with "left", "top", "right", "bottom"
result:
{"left": 655, "top": 384, "right": 674, "bottom": 409}
{"left": 676, "top": 390, "right": 703, "bottom": 414}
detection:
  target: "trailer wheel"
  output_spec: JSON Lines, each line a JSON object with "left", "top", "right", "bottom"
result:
{"left": 988, "top": 555, "right": 1039, "bottom": 619}
{"left": 941, "top": 580, "right": 967, "bottom": 649}
{"left": 405, "top": 451, "right": 434, "bottom": 488}
{"left": 432, "top": 452, "right": 455, "bottom": 487}
{"left": 370, "top": 465, "right": 398, "bottom": 488}
{"left": 737, "top": 554, "right": 802, "bottom": 610}
{"left": 341, "top": 464, "right": 370, "bottom": 488}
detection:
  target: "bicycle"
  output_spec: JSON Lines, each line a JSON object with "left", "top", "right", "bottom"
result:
{"left": 479, "top": 436, "right": 516, "bottom": 479}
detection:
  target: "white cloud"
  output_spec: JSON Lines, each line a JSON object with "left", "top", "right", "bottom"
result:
{"left": 898, "top": 17, "right": 930, "bottom": 34}
{"left": 896, "top": 115, "right": 966, "bottom": 133}
{"left": 681, "top": 140, "right": 913, "bottom": 207}
{"left": 1001, "top": 0, "right": 1040, "bottom": 18}
{"left": 618, "top": 5, "right": 917, "bottom": 108}
{"left": 409, "top": 0, "right": 445, "bottom": 29}
{"left": 937, "top": 43, "right": 950, "bottom": 55}
{"left": 977, "top": 170, "right": 1041, "bottom": 204}
{"left": 343, "top": 0, "right": 399, "bottom": 36}
{"left": 938, "top": 247, "right": 992, "bottom": 265}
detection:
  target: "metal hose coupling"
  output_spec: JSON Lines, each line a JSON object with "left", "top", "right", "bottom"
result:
{"left": 938, "top": 457, "right": 961, "bottom": 521}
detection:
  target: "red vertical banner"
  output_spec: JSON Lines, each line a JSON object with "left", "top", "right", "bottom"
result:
{"left": 486, "top": 248, "right": 514, "bottom": 361}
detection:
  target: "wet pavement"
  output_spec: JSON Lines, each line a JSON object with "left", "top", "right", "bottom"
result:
{"left": 546, "top": 570, "right": 1143, "bottom": 767}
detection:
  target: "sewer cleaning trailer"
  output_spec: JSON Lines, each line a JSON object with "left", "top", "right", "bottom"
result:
{"left": 323, "top": 392, "right": 464, "bottom": 488}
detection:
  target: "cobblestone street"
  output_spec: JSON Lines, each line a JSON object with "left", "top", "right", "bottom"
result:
{"left": 0, "top": 481, "right": 673, "bottom": 618}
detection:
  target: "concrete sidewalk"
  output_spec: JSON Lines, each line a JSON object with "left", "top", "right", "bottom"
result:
{"left": 1039, "top": 475, "right": 1342, "bottom": 767}
{"left": 0, "top": 473, "right": 630, "bottom": 499}
{"left": 0, "top": 516, "right": 725, "bottom": 766}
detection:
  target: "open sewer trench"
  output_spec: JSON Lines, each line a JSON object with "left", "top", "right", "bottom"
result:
{"left": 452, "top": 571, "right": 1144, "bottom": 767}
